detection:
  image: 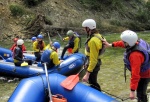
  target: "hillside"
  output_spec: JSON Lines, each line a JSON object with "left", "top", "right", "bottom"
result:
{"left": 0, "top": 0, "right": 150, "bottom": 40}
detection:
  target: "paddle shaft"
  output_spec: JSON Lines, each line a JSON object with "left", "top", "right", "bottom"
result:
{"left": 57, "top": 31, "right": 63, "bottom": 41}
{"left": 78, "top": 67, "right": 85, "bottom": 75}
{"left": 23, "top": 51, "right": 34, "bottom": 53}
{"left": 47, "top": 32, "right": 52, "bottom": 43}
{"left": 44, "top": 63, "right": 53, "bottom": 102}
{"left": 85, "top": 81, "right": 131, "bottom": 101}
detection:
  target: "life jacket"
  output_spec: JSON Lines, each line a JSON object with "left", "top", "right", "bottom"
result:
{"left": 13, "top": 46, "right": 23, "bottom": 62}
{"left": 74, "top": 32, "right": 81, "bottom": 48}
{"left": 41, "top": 49, "right": 52, "bottom": 63}
{"left": 85, "top": 34, "right": 105, "bottom": 56}
{"left": 68, "top": 36, "right": 76, "bottom": 48}
{"left": 124, "top": 39, "right": 150, "bottom": 72}
{"left": 36, "top": 41, "right": 44, "bottom": 50}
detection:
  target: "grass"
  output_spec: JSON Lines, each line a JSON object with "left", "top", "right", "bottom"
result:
{"left": 0, "top": 31, "right": 150, "bottom": 102}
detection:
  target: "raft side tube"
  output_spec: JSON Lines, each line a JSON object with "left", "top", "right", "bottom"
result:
{"left": 8, "top": 73, "right": 118, "bottom": 102}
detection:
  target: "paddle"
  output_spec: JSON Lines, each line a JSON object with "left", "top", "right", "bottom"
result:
{"left": 60, "top": 67, "right": 85, "bottom": 90}
{"left": 57, "top": 31, "right": 63, "bottom": 41}
{"left": 47, "top": 32, "right": 52, "bottom": 44}
{"left": 23, "top": 51, "right": 43, "bottom": 54}
{"left": 44, "top": 63, "right": 53, "bottom": 102}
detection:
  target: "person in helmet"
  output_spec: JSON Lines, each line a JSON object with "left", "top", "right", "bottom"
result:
{"left": 31, "top": 36, "right": 37, "bottom": 42}
{"left": 10, "top": 38, "right": 18, "bottom": 51}
{"left": 61, "top": 30, "right": 80, "bottom": 59}
{"left": 10, "top": 37, "right": 26, "bottom": 52}
{"left": 41, "top": 42, "right": 63, "bottom": 68}
{"left": 13, "top": 39, "right": 32, "bottom": 66}
{"left": 33, "top": 34, "right": 46, "bottom": 62}
{"left": 103, "top": 30, "right": 150, "bottom": 102}
{"left": 82, "top": 19, "right": 106, "bottom": 91}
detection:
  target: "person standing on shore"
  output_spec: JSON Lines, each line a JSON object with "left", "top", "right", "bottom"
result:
{"left": 81, "top": 19, "right": 106, "bottom": 91}
{"left": 103, "top": 30, "right": 150, "bottom": 102}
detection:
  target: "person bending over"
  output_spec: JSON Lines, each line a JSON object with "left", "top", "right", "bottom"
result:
{"left": 41, "top": 42, "right": 63, "bottom": 68}
{"left": 61, "top": 30, "right": 80, "bottom": 59}
{"left": 103, "top": 30, "right": 150, "bottom": 102}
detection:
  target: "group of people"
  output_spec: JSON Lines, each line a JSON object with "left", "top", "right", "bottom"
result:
{"left": 10, "top": 29, "right": 81, "bottom": 68}
{"left": 81, "top": 19, "right": 150, "bottom": 102}
{"left": 10, "top": 18, "right": 150, "bottom": 102}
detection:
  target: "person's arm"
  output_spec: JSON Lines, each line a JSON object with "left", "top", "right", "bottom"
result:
{"left": 63, "top": 37, "right": 69, "bottom": 41}
{"left": 129, "top": 51, "right": 144, "bottom": 99}
{"left": 87, "top": 39, "right": 101, "bottom": 72}
{"left": 50, "top": 52, "right": 61, "bottom": 66}
{"left": 72, "top": 37, "right": 79, "bottom": 53}
{"left": 129, "top": 51, "right": 144, "bottom": 91}
{"left": 82, "top": 39, "right": 101, "bottom": 82}
{"left": 103, "top": 40, "right": 125, "bottom": 48}
{"left": 33, "top": 41, "right": 40, "bottom": 52}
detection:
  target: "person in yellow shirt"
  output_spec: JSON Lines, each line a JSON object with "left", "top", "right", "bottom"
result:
{"left": 41, "top": 42, "right": 63, "bottom": 68}
{"left": 33, "top": 34, "right": 46, "bottom": 62}
{"left": 82, "top": 19, "right": 106, "bottom": 91}
{"left": 61, "top": 30, "right": 80, "bottom": 59}
{"left": 45, "top": 41, "right": 52, "bottom": 49}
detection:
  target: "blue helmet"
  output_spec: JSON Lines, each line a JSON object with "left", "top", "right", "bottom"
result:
{"left": 31, "top": 37, "right": 37, "bottom": 41}
{"left": 37, "top": 34, "right": 43, "bottom": 39}
{"left": 53, "top": 42, "right": 60, "bottom": 49}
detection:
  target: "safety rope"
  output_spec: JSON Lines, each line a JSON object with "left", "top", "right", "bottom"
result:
{"left": 84, "top": 81, "right": 136, "bottom": 101}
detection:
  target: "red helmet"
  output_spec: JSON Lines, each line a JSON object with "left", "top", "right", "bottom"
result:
{"left": 13, "top": 38, "right": 18, "bottom": 42}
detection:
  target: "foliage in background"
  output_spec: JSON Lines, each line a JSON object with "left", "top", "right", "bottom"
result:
{"left": 9, "top": 4, "right": 25, "bottom": 16}
{"left": 78, "top": 0, "right": 150, "bottom": 32}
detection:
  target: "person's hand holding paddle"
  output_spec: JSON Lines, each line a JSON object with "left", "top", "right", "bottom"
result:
{"left": 82, "top": 71, "right": 90, "bottom": 82}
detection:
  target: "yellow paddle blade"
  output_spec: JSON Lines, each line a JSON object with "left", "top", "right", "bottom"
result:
{"left": 21, "top": 61, "right": 28, "bottom": 66}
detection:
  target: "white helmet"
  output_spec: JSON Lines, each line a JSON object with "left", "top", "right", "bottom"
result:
{"left": 120, "top": 30, "right": 138, "bottom": 47}
{"left": 17, "top": 39, "right": 24, "bottom": 45}
{"left": 82, "top": 19, "right": 96, "bottom": 30}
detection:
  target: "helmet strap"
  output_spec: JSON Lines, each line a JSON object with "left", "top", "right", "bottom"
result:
{"left": 85, "top": 27, "right": 90, "bottom": 38}
{"left": 52, "top": 46, "right": 57, "bottom": 51}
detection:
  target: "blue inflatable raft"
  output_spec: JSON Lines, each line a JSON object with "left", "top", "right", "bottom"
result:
{"left": 0, "top": 53, "right": 86, "bottom": 78}
{"left": 8, "top": 73, "right": 118, "bottom": 102}
{"left": 0, "top": 47, "right": 36, "bottom": 61}
{"left": 0, "top": 47, "right": 12, "bottom": 59}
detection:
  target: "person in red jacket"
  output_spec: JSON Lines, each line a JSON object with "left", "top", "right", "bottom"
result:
{"left": 10, "top": 38, "right": 26, "bottom": 52}
{"left": 103, "top": 30, "right": 150, "bottom": 102}
{"left": 10, "top": 38, "right": 18, "bottom": 51}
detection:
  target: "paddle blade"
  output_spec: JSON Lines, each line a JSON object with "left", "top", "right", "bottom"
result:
{"left": 21, "top": 61, "right": 28, "bottom": 66}
{"left": 61, "top": 74, "right": 79, "bottom": 90}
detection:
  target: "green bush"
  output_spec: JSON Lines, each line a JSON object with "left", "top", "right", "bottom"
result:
{"left": 78, "top": 0, "right": 123, "bottom": 11}
{"left": 9, "top": 4, "right": 25, "bottom": 16}
{"left": 136, "top": 8, "right": 150, "bottom": 23}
